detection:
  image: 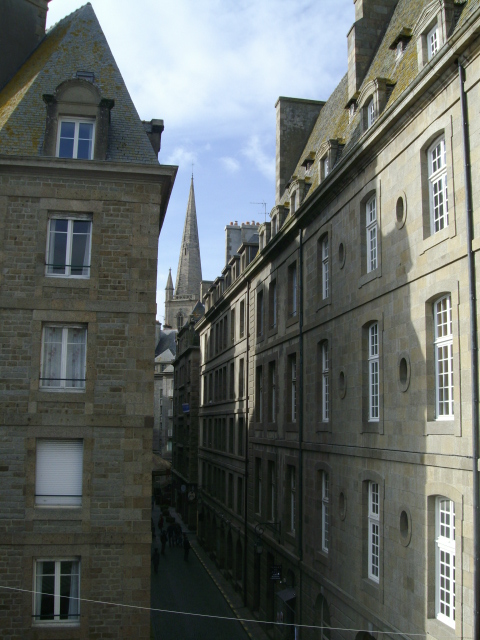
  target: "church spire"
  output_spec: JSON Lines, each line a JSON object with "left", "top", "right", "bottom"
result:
{"left": 165, "top": 268, "right": 174, "bottom": 301}
{"left": 174, "top": 176, "right": 202, "bottom": 298}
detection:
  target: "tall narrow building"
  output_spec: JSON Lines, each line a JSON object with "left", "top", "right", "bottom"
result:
{"left": 165, "top": 176, "right": 203, "bottom": 328}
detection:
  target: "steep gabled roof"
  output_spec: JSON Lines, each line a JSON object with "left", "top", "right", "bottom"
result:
{"left": 0, "top": 3, "right": 158, "bottom": 164}
{"left": 286, "top": 0, "right": 477, "bottom": 204}
{"left": 155, "top": 330, "right": 177, "bottom": 358}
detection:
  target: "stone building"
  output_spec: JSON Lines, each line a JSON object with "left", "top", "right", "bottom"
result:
{"left": 164, "top": 176, "right": 203, "bottom": 329}
{"left": 172, "top": 319, "right": 202, "bottom": 530}
{"left": 196, "top": 1, "right": 480, "bottom": 639}
{"left": 154, "top": 322, "right": 177, "bottom": 457}
{"left": 0, "top": 3, "right": 176, "bottom": 638}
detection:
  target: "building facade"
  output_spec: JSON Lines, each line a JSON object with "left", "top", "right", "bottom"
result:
{"left": 154, "top": 322, "right": 177, "bottom": 457}
{"left": 0, "top": 3, "right": 176, "bottom": 638}
{"left": 196, "top": 1, "right": 480, "bottom": 639}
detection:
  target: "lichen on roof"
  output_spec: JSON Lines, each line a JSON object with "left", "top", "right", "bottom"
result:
{"left": 287, "top": 0, "right": 479, "bottom": 208}
{"left": 0, "top": 3, "right": 158, "bottom": 165}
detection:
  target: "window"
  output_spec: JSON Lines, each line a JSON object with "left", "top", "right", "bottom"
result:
{"left": 268, "top": 361, "right": 276, "bottom": 423}
{"left": 321, "top": 235, "right": 329, "bottom": 299}
{"left": 237, "top": 477, "right": 243, "bottom": 515}
{"left": 57, "top": 118, "right": 94, "bottom": 159}
{"left": 427, "top": 23, "right": 439, "bottom": 60}
{"left": 321, "top": 472, "right": 329, "bottom": 553}
{"left": 228, "top": 473, "right": 234, "bottom": 509}
{"left": 396, "top": 41, "right": 404, "bottom": 59}
{"left": 268, "top": 461, "right": 276, "bottom": 521}
{"left": 40, "top": 325, "right": 86, "bottom": 389}
{"left": 288, "top": 263, "right": 298, "bottom": 317}
{"left": 237, "top": 417, "right": 244, "bottom": 456}
{"left": 255, "top": 458, "right": 262, "bottom": 515}
{"left": 322, "top": 156, "right": 329, "bottom": 179}
{"left": 368, "top": 323, "right": 379, "bottom": 421}
{"left": 257, "top": 290, "right": 264, "bottom": 337}
{"left": 321, "top": 342, "right": 329, "bottom": 422}
{"left": 46, "top": 217, "right": 91, "bottom": 278}
{"left": 33, "top": 559, "right": 80, "bottom": 624}
{"left": 269, "top": 279, "right": 277, "bottom": 329}
{"left": 366, "top": 196, "right": 377, "bottom": 272}
{"left": 435, "top": 497, "right": 455, "bottom": 627}
{"left": 228, "top": 418, "right": 234, "bottom": 454}
{"left": 429, "top": 137, "right": 448, "bottom": 234}
{"left": 229, "top": 362, "right": 235, "bottom": 399}
{"left": 238, "top": 358, "right": 245, "bottom": 398}
{"left": 255, "top": 365, "right": 263, "bottom": 422}
{"left": 288, "top": 466, "right": 296, "bottom": 533}
{"left": 368, "top": 481, "right": 380, "bottom": 583}
{"left": 239, "top": 300, "right": 245, "bottom": 337}
{"left": 434, "top": 296, "right": 454, "bottom": 418}
{"left": 289, "top": 355, "right": 297, "bottom": 423}
{"left": 230, "top": 308, "right": 235, "bottom": 343}
{"left": 35, "top": 440, "right": 83, "bottom": 506}
{"left": 367, "top": 98, "right": 376, "bottom": 128}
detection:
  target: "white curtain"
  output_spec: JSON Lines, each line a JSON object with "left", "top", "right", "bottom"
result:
{"left": 42, "top": 327, "right": 62, "bottom": 387}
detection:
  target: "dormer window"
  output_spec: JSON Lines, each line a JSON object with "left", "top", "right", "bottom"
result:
{"left": 349, "top": 103, "right": 356, "bottom": 122}
{"left": 57, "top": 119, "right": 95, "bottom": 159}
{"left": 427, "top": 23, "right": 439, "bottom": 60}
{"left": 396, "top": 41, "right": 404, "bottom": 59}
{"left": 323, "top": 156, "right": 329, "bottom": 178}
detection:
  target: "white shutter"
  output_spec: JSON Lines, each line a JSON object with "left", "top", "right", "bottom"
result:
{"left": 35, "top": 440, "right": 83, "bottom": 506}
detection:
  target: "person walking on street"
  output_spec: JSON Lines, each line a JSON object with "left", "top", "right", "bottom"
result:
{"left": 160, "top": 530, "right": 167, "bottom": 556}
{"left": 152, "top": 547, "right": 160, "bottom": 574}
{"left": 183, "top": 533, "right": 191, "bottom": 561}
{"left": 167, "top": 523, "right": 174, "bottom": 547}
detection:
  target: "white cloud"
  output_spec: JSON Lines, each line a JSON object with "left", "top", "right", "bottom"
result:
{"left": 242, "top": 135, "right": 275, "bottom": 181}
{"left": 165, "top": 147, "right": 198, "bottom": 168}
{"left": 220, "top": 157, "right": 240, "bottom": 173}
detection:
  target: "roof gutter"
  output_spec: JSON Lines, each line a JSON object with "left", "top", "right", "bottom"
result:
{"left": 458, "top": 59, "right": 480, "bottom": 640}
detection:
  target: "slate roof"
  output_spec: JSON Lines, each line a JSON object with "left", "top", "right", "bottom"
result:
{"left": 155, "top": 330, "right": 177, "bottom": 358}
{"left": 285, "top": 0, "right": 478, "bottom": 205}
{"left": 0, "top": 3, "right": 158, "bottom": 164}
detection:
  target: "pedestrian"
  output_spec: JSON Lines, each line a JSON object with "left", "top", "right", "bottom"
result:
{"left": 183, "top": 533, "right": 191, "bottom": 561}
{"left": 158, "top": 515, "right": 164, "bottom": 531}
{"left": 152, "top": 547, "right": 160, "bottom": 574}
{"left": 175, "top": 523, "right": 182, "bottom": 546}
{"left": 160, "top": 529, "right": 167, "bottom": 556}
{"left": 167, "top": 523, "right": 174, "bottom": 547}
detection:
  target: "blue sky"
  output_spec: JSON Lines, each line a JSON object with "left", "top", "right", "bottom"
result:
{"left": 46, "top": 0, "right": 354, "bottom": 321}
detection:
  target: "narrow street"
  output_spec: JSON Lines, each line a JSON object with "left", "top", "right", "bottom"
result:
{"left": 150, "top": 506, "right": 269, "bottom": 640}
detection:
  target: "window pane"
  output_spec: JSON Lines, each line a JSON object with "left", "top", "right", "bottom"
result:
{"left": 48, "top": 219, "right": 68, "bottom": 275}
{"left": 35, "top": 562, "right": 55, "bottom": 620}
{"left": 77, "top": 123, "right": 93, "bottom": 159}
{"left": 58, "top": 122, "right": 75, "bottom": 158}
{"left": 42, "top": 327, "right": 63, "bottom": 387}
{"left": 65, "top": 328, "right": 86, "bottom": 389}
{"left": 71, "top": 221, "right": 91, "bottom": 276}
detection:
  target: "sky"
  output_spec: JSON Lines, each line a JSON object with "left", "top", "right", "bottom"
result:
{"left": 46, "top": 0, "right": 354, "bottom": 322}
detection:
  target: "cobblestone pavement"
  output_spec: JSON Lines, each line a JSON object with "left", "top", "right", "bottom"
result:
{"left": 150, "top": 505, "right": 271, "bottom": 640}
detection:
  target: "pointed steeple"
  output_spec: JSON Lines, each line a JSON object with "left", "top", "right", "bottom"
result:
{"left": 175, "top": 176, "right": 202, "bottom": 298}
{"left": 165, "top": 268, "right": 174, "bottom": 301}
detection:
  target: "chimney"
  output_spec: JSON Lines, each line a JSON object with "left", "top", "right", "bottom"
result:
{"left": 143, "top": 119, "right": 164, "bottom": 156}
{"left": 225, "top": 223, "right": 242, "bottom": 265}
{"left": 0, "top": 0, "right": 50, "bottom": 91}
{"left": 347, "top": 0, "right": 399, "bottom": 102}
{"left": 275, "top": 97, "right": 325, "bottom": 203}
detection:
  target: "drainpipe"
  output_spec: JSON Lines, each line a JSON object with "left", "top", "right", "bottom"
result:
{"left": 243, "top": 279, "right": 250, "bottom": 607}
{"left": 298, "top": 228, "right": 304, "bottom": 633}
{"left": 458, "top": 60, "right": 479, "bottom": 640}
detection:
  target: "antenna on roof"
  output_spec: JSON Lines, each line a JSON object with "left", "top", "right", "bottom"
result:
{"left": 251, "top": 201, "right": 267, "bottom": 223}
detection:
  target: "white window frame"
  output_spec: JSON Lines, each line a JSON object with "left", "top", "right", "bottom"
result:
{"left": 35, "top": 439, "right": 83, "bottom": 506}
{"left": 366, "top": 195, "right": 377, "bottom": 273}
{"left": 434, "top": 295, "right": 454, "bottom": 418}
{"left": 321, "top": 471, "right": 329, "bottom": 553}
{"left": 435, "top": 497, "right": 455, "bottom": 627}
{"left": 33, "top": 558, "right": 80, "bottom": 625}
{"left": 367, "top": 98, "right": 376, "bottom": 128}
{"left": 427, "top": 23, "right": 439, "bottom": 60}
{"left": 40, "top": 325, "right": 87, "bottom": 390}
{"left": 321, "top": 341, "right": 329, "bottom": 422}
{"left": 46, "top": 216, "right": 92, "bottom": 278}
{"left": 429, "top": 136, "right": 448, "bottom": 234}
{"left": 368, "top": 323, "right": 379, "bottom": 421}
{"left": 56, "top": 117, "right": 95, "bottom": 160}
{"left": 289, "top": 466, "right": 296, "bottom": 533}
{"left": 321, "top": 235, "right": 329, "bottom": 299}
{"left": 368, "top": 481, "right": 380, "bottom": 583}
